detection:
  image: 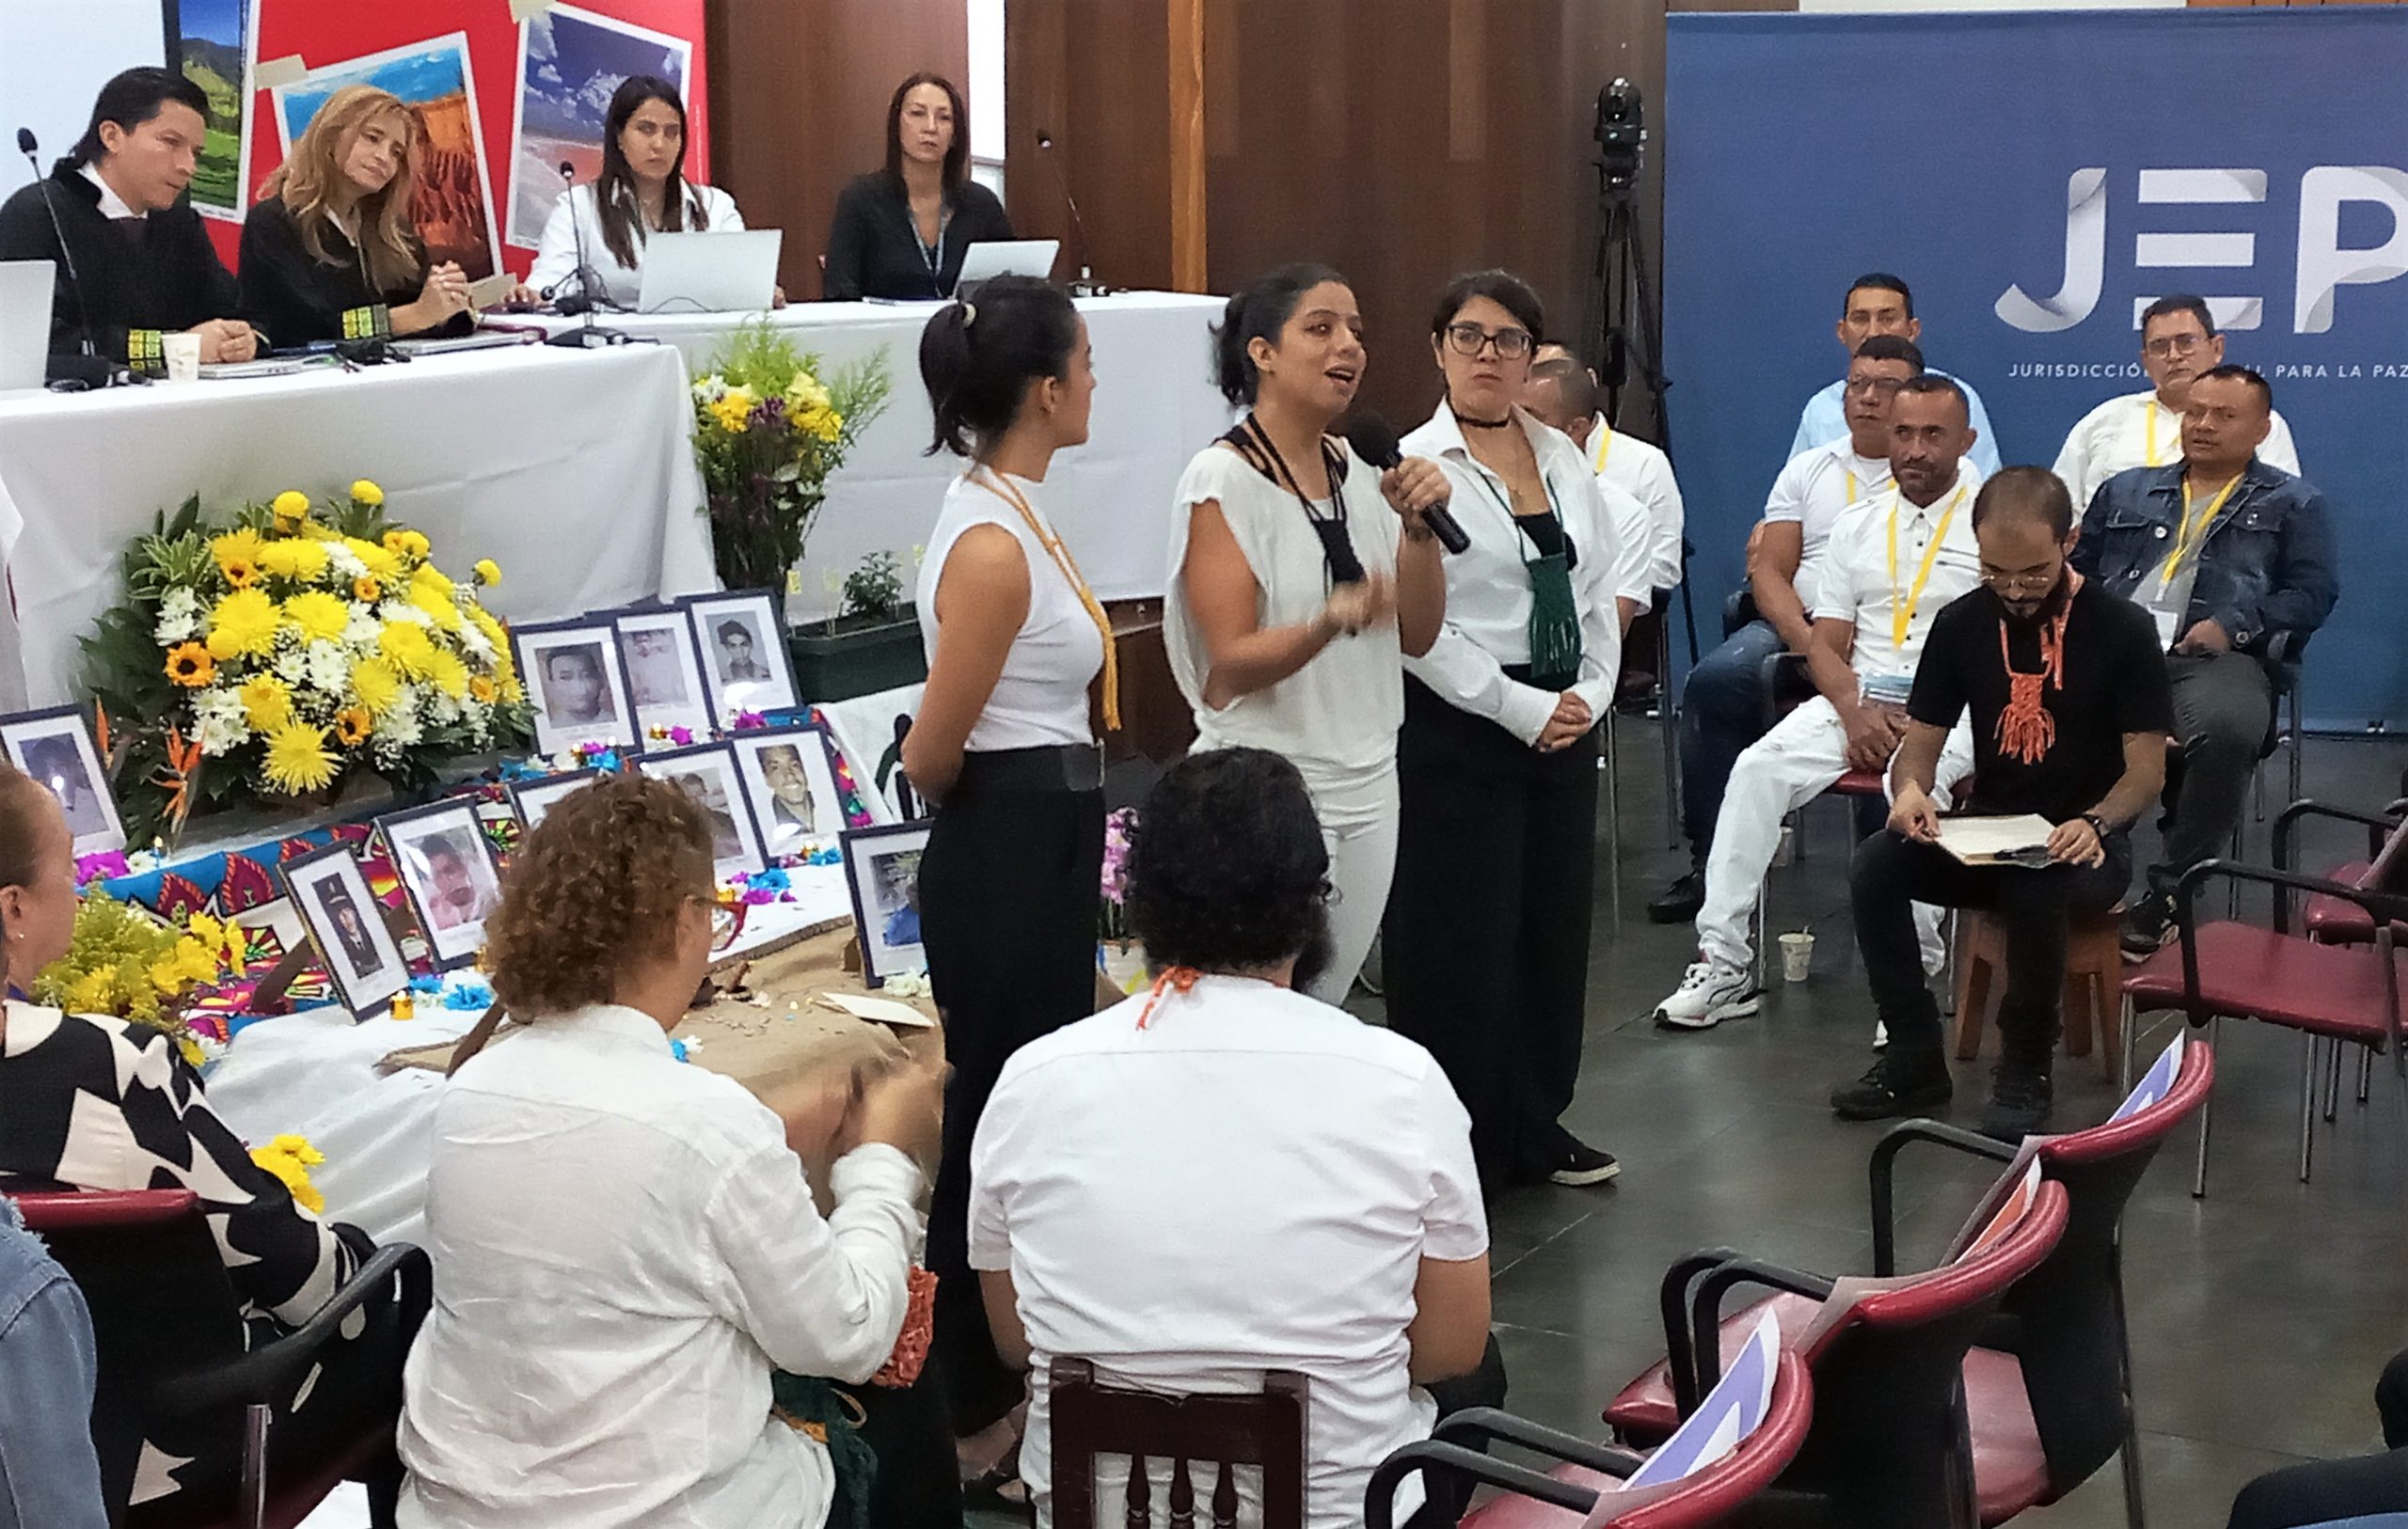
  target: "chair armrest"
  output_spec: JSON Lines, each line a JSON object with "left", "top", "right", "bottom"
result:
{"left": 1365, "top": 1442, "right": 1601, "bottom": 1529}
{"left": 1869, "top": 1120, "right": 2019, "bottom": 1277}
{"left": 1658, "top": 1247, "right": 1748, "bottom": 1415}
{"left": 1689, "top": 1258, "right": 1837, "bottom": 1399}
{"left": 150, "top": 1242, "right": 427, "bottom": 1416}
{"left": 2271, "top": 798, "right": 2405, "bottom": 872}
{"left": 1434, "top": 1408, "right": 1647, "bottom": 1478}
{"left": 2175, "top": 859, "right": 2408, "bottom": 952}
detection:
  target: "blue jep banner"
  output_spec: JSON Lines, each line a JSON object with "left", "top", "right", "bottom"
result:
{"left": 1663, "top": 8, "right": 2407, "bottom": 730}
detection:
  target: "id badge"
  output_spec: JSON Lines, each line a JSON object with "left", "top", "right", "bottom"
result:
{"left": 1860, "top": 670, "right": 1915, "bottom": 708}
{"left": 2150, "top": 607, "right": 2181, "bottom": 653}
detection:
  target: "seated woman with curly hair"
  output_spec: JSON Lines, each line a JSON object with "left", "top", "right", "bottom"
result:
{"left": 968, "top": 747, "right": 1500, "bottom": 1529}
{"left": 396, "top": 771, "right": 945, "bottom": 1529}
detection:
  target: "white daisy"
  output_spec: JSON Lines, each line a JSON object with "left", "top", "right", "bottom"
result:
{"left": 325, "top": 544, "right": 368, "bottom": 580}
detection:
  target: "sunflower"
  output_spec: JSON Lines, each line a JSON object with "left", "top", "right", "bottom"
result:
{"left": 350, "top": 479, "right": 385, "bottom": 508}
{"left": 468, "top": 674, "right": 498, "bottom": 705}
{"left": 378, "top": 620, "right": 438, "bottom": 679}
{"left": 165, "top": 641, "right": 215, "bottom": 686}
{"left": 205, "top": 588, "right": 279, "bottom": 660}
{"left": 280, "top": 590, "right": 350, "bottom": 643}
{"left": 333, "top": 706, "right": 372, "bottom": 747}
{"left": 350, "top": 655, "right": 403, "bottom": 716}
{"left": 237, "top": 673, "right": 293, "bottom": 733}
{"left": 261, "top": 720, "right": 339, "bottom": 796}
{"left": 257, "top": 536, "right": 328, "bottom": 583}
{"left": 354, "top": 575, "right": 382, "bottom": 603}
{"left": 211, "top": 528, "right": 265, "bottom": 586}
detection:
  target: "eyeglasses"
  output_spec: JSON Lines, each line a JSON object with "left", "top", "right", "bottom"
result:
{"left": 1844, "top": 375, "right": 1906, "bottom": 399}
{"left": 1444, "top": 323, "right": 1533, "bottom": 360}
{"left": 1981, "top": 567, "right": 2059, "bottom": 595}
{"left": 2143, "top": 333, "right": 2208, "bottom": 358}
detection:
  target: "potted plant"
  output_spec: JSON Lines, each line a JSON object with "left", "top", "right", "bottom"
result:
{"left": 787, "top": 550, "right": 929, "bottom": 702}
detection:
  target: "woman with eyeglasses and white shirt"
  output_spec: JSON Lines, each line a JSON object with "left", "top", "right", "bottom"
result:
{"left": 1386, "top": 270, "right": 1626, "bottom": 1194}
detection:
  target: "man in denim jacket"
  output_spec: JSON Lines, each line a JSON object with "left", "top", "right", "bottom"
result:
{"left": 0, "top": 1200, "right": 109, "bottom": 1528}
{"left": 2071, "top": 364, "right": 2337, "bottom": 954}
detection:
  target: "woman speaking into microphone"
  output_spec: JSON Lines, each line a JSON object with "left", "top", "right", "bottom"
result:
{"left": 1388, "top": 270, "right": 1625, "bottom": 1191}
{"left": 1164, "top": 263, "right": 1449, "bottom": 1003}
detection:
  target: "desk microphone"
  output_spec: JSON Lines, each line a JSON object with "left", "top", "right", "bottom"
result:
{"left": 15, "top": 127, "right": 117, "bottom": 385}
{"left": 544, "top": 161, "right": 626, "bottom": 348}
{"left": 1342, "top": 411, "right": 1469, "bottom": 554}
{"left": 1034, "top": 131, "right": 1104, "bottom": 295}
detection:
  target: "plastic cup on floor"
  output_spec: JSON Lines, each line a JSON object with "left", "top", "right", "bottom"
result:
{"left": 1779, "top": 931, "right": 1815, "bottom": 984}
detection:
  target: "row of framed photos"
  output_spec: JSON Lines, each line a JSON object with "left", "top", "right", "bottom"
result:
{"left": 517, "top": 588, "right": 808, "bottom": 758}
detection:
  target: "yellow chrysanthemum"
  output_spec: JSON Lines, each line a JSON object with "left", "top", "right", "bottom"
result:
{"left": 343, "top": 536, "right": 402, "bottom": 579}
{"left": 350, "top": 655, "right": 402, "bottom": 716}
{"left": 238, "top": 673, "right": 293, "bottom": 733}
{"left": 67, "top": 969, "right": 119, "bottom": 1015}
{"left": 785, "top": 370, "right": 832, "bottom": 412}
{"left": 350, "top": 479, "right": 385, "bottom": 507}
{"left": 408, "top": 587, "right": 462, "bottom": 635}
{"left": 165, "top": 641, "right": 215, "bottom": 687}
{"left": 186, "top": 912, "right": 226, "bottom": 952}
{"left": 500, "top": 673, "right": 525, "bottom": 705}
{"left": 257, "top": 536, "right": 329, "bottom": 583}
{"left": 205, "top": 588, "right": 280, "bottom": 659}
{"left": 148, "top": 954, "right": 184, "bottom": 996}
{"left": 354, "top": 575, "right": 382, "bottom": 603}
{"left": 174, "top": 935, "right": 216, "bottom": 985}
{"left": 467, "top": 603, "right": 507, "bottom": 652}
{"left": 468, "top": 674, "right": 498, "bottom": 705}
{"left": 381, "top": 528, "right": 431, "bottom": 561}
{"left": 412, "top": 562, "right": 455, "bottom": 599}
{"left": 178, "top": 1035, "right": 207, "bottom": 1067}
{"left": 708, "top": 387, "right": 755, "bottom": 433}
{"left": 424, "top": 649, "right": 469, "bottom": 700}
{"left": 212, "top": 528, "right": 265, "bottom": 583}
{"left": 250, "top": 1134, "right": 326, "bottom": 1215}
{"left": 334, "top": 706, "right": 372, "bottom": 746}
{"left": 799, "top": 403, "right": 843, "bottom": 443}
{"left": 378, "top": 621, "right": 438, "bottom": 679}
{"left": 281, "top": 590, "right": 350, "bottom": 643}
{"left": 261, "top": 720, "right": 339, "bottom": 796}
{"left": 271, "top": 490, "right": 311, "bottom": 527}
{"left": 472, "top": 559, "right": 500, "bottom": 586}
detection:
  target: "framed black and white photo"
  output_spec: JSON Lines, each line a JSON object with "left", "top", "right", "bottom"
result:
{"left": 638, "top": 742, "right": 768, "bottom": 881}
{"left": 610, "top": 605, "right": 714, "bottom": 739}
{"left": 511, "top": 617, "right": 641, "bottom": 757}
{"left": 0, "top": 706, "right": 125, "bottom": 856}
{"left": 684, "top": 590, "right": 799, "bottom": 720}
{"left": 507, "top": 768, "right": 601, "bottom": 832}
{"left": 841, "top": 821, "right": 931, "bottom": 988}
{"left": 279, "top": 843, "right": 412, "bottom": 1019}
{"left": 377, "top": 799, "right": 507, "bottom": 969}
{"left": 730, "top": 725, "right": 843, "bottom": 861}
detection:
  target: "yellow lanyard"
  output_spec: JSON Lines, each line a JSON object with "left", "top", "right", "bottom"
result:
{"left": 1885, "top": 484, "right": 1965, "bottom": 652}
{"left": 971, "top": 467, "right": 1121, "bottom": 732}
{"left": 2161, "top": 472, "right": 2242, "bottom": 586}
{"left": 2143, "top": 399, "right": 2169, "bottom": 467}
{"left": 1845, "top": 467, "right": 1858, "bottom": 504}
{"left": 1591, "top": 423, "right": 1612, "bottom": 475}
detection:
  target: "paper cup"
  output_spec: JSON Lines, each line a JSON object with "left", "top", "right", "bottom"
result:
{"left": 161, "top": 332, "right": 202, "bottom": 383}
{"left": 1779, "top": 931, "right": 1814, "bottom": 984}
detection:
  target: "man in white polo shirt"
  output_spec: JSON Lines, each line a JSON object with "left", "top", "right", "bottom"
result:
{"left": 2052, "top": 292, "right": 2303, "bottom": 513}
{"left": 1655, "top": 376, "right": 1982, "bottom": 1029}
{"left": 970, "top": 748, "right": 1497, "bottom": 1529}
{"left": 1528, "top": 348, "right": 1686, "bottom": 595}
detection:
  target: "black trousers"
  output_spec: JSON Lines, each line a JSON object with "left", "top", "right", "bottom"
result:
{"left": 2156, "top": 652, "right": 2274, "bottom": 894}
{"left": 2224, "top": 1348, "right": 2408, "bottom": 1528}
{"left": 1384, "top": 677, "right": 1600, "bottom": 1186}
{"left": 919, "top": 770, "right": 1103, "bottom": 1438}
{"left": 1850, "top": 829, "right": 2131, "bottom": 1067}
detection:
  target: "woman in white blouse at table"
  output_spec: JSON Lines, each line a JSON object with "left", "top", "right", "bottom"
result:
{"left": 1165, "top": 262, "right": 1450, "bottom": 1004}
{"left": 1388, "top": 270, "right": 1624, "bottom": 1194}
{"left": 528, "top": 76, "right": 781, "bottom": 310}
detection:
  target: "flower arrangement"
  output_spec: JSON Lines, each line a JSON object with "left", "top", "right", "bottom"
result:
{"left": 81, "top": 481, "right": 531, "bottom": 840}
{"left": 690, "top": 323, "right": 890, "bottom": 591}
{"left": 1101, "top": 808, "right": 1138, "bottom": 942}
{"left": 31, "top": 893, "right": 225, "bottom": 1038}
{"left": 249, "top": 1135, "right": 326, "bottom": 1214}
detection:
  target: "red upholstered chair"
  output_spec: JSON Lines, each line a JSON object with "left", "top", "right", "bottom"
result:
{"left": 2119, "top": 845, "right": 2408, "bottom": 1198}
{"left": 1361, "top": 1351, "right": 1813, "bottom": 1529}
{"left": 2277, "top": 798, "right": 2408, "bottom": 1119}
{"left": 7, "top": 1188, "right": 428, "bottom": 1529}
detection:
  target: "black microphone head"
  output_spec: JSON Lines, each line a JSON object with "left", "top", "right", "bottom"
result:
{"left": 1036, "top": 131, "right": 1056, "bottom": 150}
{"left": 559, "top": 160, "right": 575, "bottom": 181}
{"left": 1341, "top": 411, "right": 1403, "bottom": 469}
{"left": 15, "top": 128, "right": 36, "bottom": 156}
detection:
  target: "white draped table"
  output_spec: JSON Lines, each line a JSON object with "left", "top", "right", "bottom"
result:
{"left": 0, "top": 343, "right": 717, "bottom": 710}
{"left": 525, "top": 292, "right": 1232, "bottom": 618}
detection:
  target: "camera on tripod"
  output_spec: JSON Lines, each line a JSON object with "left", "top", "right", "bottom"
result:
{"left": 1593, "top": 77, "right": 1644, "bottom": 191}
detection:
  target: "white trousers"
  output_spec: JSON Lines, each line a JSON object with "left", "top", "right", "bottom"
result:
{"left": 1697, "top": 696, "right": 1975, "bottom": 974}
{"left": 1305, "top": 765, "right": 1401, "bottom": 1006}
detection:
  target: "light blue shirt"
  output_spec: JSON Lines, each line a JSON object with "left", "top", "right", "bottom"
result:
{"left": 1788, "top": 369, "right": 2003, "bottom": 477}
{"left": 0, "top": 1206, "right": 108, "bottom": 1529}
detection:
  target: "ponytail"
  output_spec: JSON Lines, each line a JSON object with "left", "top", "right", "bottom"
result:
{"left": 917, "top": 276, "right": 1080, "bottom": 459}
{"left": 1211, "top": 261, "right": 1348, "bottom": 407}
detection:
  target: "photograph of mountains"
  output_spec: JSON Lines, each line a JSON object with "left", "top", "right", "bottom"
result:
{"left": 176, "top": 0, "right": 247, "bottom": 219}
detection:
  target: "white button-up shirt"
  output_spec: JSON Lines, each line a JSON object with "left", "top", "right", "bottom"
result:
{"left": 2051, "top": 388, "right": 2302, "bottom": 513}
{"left": 528, "top": 181, "right": 748, "bottom": 308}
{"left": 1586, "top": 416, "right": 1686, "bottom": 592}
{"left": 78, "top": 164, "right": 139, "bottom": 221}
{"left": 396, "top": 1003, "right": 923, "bottom": 1529}
{"left": 1812, "top": 469, "right": 1984, "bottom": 688}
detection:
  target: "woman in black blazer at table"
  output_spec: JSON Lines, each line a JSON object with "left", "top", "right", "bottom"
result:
{"left": 822, "top": 72, "right": 1014, "bottom": 302}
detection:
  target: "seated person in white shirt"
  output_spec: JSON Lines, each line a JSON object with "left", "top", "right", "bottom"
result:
{"left": 1528, "top": 344, "right": 1687, "bottom": 596}
{"left": 397, "top": 771, "right": 944, "bottom": 1529}
{"left": 2051, "top": 292, "right": 2301, "bottom": 512}
{"left": 528, "top": 76, "right": 780, "bottom": 310}
{"left": 1648, "top": 335, "right": 1929, "bottom": 926}
{"left": 1654, "top": 377, "right": 1981, "bottom": 1030}
{"left": 1790, "top": 273, "right": 2001, "bottom": 476}
{"left": 1514, "top": 355, "right": 1659, "bottom": 637}
{"left": 971, "top": 747, "right": 1498, "bottom": 1529}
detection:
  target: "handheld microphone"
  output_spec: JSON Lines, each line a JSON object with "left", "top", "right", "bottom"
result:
{"left": 1034, "top": 131, "right": 1101, "bottom": 294}
{"left": 14, "top": 128, "right": 100, "bottom": 363}
{"left": 1341, "top": 412, "right": 1469, "bottom": 555}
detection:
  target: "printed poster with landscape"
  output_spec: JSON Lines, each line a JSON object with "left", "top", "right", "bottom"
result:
{"left": 508, "top": 2, "right": 691, "bottom": 249}
{"left": 176, "top": 0, "right": 251, "bottom": 220}
{"left": 269, "top": 32, "right": 501, "bottom": 282}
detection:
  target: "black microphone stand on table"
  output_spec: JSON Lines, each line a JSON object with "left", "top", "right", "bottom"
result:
{"left": 543, "top": 162, "right": 630, "bottom": 348}
{"left": 14, "top": 127, "right": 136, "bottom": 389}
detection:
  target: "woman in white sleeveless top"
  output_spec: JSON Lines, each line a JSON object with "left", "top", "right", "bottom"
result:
{"left": 1165, "top": 263, "right": 1450, "bottom": 1004}
{"left": 902, "top": 277, "right": 1116, "bottom": 1490}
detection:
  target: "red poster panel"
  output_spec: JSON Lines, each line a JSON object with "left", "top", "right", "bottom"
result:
{"left": 213, "top": 0, "right": 707, "bottom": 276}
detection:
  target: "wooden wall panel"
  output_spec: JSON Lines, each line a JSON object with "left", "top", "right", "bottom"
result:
{"left": 706, "top": 0, "right": 969, "bottom": 301}
{"left": 1005, "top": 0, "right": 1178, "bottom": 292}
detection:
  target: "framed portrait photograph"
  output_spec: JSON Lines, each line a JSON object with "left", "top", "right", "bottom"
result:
{"left": 511, "top": 617, "right": 641, "bottom": 757}
{"left": 377, "top": 799, "right": 507, "bottom": 969}
{"left": 278, "top": 843, "right": 412, "bottom": 1019}
{"left": 0, "top": 706, "right": 126, "bottom": 856}
{"left": 610, "top": 605, "right": 714, "bottom": 739}
{"left": 637, "top": 742, "right": 768, "bottom": 881}
{"left": 507, "top": 768, "right": 601, "bottom": 833}
{"left": 730, "top": 725, "right": 843, "bottom": 862}
{"left": 684, "top": 590, "right": 800, "bottom": 721}
{"left": 841, "top": 821, "right": 931, "bottom": 988}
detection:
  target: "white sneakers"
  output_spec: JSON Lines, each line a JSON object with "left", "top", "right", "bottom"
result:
{"left": 1654, "top": 961, "right": 1763, "bottom": 1031}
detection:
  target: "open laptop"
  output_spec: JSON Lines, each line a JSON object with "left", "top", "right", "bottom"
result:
{"left": 952, "top": 239, "right": 1060, "bottom": 297}
{"left": 636, "top": 229, "right": 783, "bottom": 314}
{"left": 0, "top": 260, "right": 55, "bottom": 394}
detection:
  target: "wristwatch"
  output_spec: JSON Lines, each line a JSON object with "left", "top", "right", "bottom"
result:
{"left": 2081, "top": 812, "right": 2109, "bottom": 840}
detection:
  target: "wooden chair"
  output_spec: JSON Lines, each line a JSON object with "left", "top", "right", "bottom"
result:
{"left": 1050, "top": 1358, "right": 1310, "bottom": 1529}
{"left": 1951, "top": 906, "right": 2127, "bottom": 1080}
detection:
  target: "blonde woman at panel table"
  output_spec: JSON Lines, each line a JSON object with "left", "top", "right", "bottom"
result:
{"left": 1165, "top": 262, "right": 1450, "bottom": 1006}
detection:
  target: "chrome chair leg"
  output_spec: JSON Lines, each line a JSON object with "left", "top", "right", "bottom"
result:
{"left": 2324, "top": 1035, "right": 2344, "bottom": 1124}
{"left": 2360, "top": 1044, "right": 2375, "bottom": 1104}
{"left": 1603, "top": 709, "right": 1623, "bottom": 929}
{"left": 2193, "top": 1018, "right": 2220, "bottom": 1199}
{"left": 1658, "top": 619, "right": 1681, "bottom": 849}
{"left": 2298, "top": 1033, "right": 2319, "bottom": 1183}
